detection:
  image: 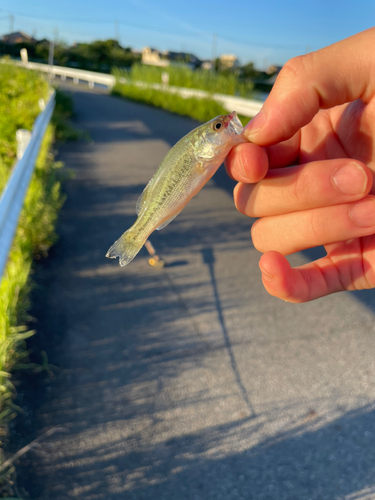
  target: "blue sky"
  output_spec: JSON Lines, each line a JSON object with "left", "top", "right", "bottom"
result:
{"left": 1, "top": 0, "right": 374, "bottom": 69}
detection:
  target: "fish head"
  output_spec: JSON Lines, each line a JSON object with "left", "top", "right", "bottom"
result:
{"left": 199, "top": 111, "right": 247, "bottom": 158}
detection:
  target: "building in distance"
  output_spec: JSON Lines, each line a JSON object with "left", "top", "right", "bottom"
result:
{"left": 142, "top": 47, "right": 202, "bottom": 69}
{"left": 219, "top": 54, "right": 240, "bottom": 70}
{"left": 142, "top": 47, "right": 169, "bottom": 67}
{"left": 1, "top": 31, "right": 37, "bottom": 45}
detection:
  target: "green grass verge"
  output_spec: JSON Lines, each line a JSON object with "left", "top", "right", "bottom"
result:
{"left": 52, "top": 88, "right": 89, "bottom": 142}
{"left": 114, "top": 63, "right": 254, "bottom": 98}
{"left": 112, "top": 79, "right": 252, "bottom": 126}
{"left": 0, "top": 61, "right": 68, "bottom": 488}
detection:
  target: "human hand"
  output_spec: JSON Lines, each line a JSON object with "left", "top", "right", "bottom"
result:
{"left": 226, "top": 28, "right": 375, "bottom": 302}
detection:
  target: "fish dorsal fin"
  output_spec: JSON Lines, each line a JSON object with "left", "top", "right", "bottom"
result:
{"left": 156, "top": 209, "right": 182, "bottom": 231}
{"left": 136, "top": 181, "right": 152, "bottom": 215}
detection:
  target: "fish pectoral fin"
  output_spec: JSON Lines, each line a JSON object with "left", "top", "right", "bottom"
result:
{"left": 136, "top": 180, "right": 153, "bottom": 215}
{"left": 194, "top": 159, "right": 206, "bottom": 173}
{"left": 156, "top": 210, "right": 182, "bottom": 231}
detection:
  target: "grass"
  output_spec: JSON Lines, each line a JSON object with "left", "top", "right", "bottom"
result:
{"left": 52, "top": 88, "right": 89, "bottom": 142}
{"left": 114, "top": 63, "right": 254, "bottom": 97}
{"left": 0, "top": 61, "right": 67, "bottom": 489}
{"left": 112, "top": 79, "right": 252, "bottom": 126}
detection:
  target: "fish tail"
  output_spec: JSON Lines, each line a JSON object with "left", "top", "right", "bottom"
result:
{"left": 106, "top": 228, "right": 145, "bottom": 267}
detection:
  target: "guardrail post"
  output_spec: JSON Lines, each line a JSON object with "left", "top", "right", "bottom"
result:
{"left": 73, "top": 77, "right": 79, "bottom": 84}
{"left": 16, "top": 129, "right": 32, "bottom": 160}
{"left": 161, "top": 72, "right": 169, "bottom": 86}
{"left": 89, "top": 81, "right": 94, "bottom": 89}
{"left": 20, "top": 48, "right": 28, "bottom": 65}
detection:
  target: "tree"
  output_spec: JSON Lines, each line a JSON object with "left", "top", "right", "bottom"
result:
{"left": 241, "top": 62, "right": 258, "bottom": 79}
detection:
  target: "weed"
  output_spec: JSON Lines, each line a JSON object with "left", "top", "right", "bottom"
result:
{"left": 0, "top": 62, "right": 64, "bottom": 471}
{"left": 114, "top": 64, "right": 254, "bottom": 98}
{"left": 112, "top": 80, "right": 251, "bottom": 126}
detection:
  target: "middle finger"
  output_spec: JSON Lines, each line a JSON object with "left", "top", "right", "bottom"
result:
{"left": 234, "top": 159, "right": 372, "bottom": 218}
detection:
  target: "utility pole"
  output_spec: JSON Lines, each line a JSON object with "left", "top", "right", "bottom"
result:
{"left": 48, "top": 39, "right": 54, "bottom": 85}
{"left": 114, "top": 19, "right": 119, "bottom": 43}
{"left": 9, "top": 14, "right": 14, "bottom": 33}
{"left": 211, "top": 33, "right": 217, "bottom": 72}
{"left": 48, "top": 40, "right": 54, "bottom": 66}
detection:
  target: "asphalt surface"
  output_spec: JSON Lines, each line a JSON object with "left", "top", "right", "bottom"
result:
{"left": 12, "top": 83, "right": 375, "bottom": 500}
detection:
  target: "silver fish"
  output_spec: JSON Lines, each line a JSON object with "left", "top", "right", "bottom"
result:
{"left": 106, "top": 111, "right": 246, "bottom": 266}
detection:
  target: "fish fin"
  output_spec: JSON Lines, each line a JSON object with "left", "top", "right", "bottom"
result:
{"left": 192, "top": 160, "right": 206, "bottom": 173}
{"left": 106, "top": 229, "right": 145, "bottom": 267}
{"left": 136, "top": 181, "right": 152, "bottom": 215}
{"left": 156, "top": 210, "right": 182, "bottom": 230}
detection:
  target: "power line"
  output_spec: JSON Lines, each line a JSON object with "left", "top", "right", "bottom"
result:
{"left": 1, "top": 8, "right": 304, "bottom": 51}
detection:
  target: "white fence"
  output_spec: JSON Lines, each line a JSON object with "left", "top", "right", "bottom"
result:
{"left": 17, "top": 61, "right": 263, "bottom": 117}
{"left": 17, "top": 61, "right": 116, "bottom": 89}
{"left": 0, "top": 91, "right": 55, "bottom": 280}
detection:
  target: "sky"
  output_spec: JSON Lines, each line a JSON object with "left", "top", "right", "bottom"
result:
{"left": 1, "top": 0, "right": 374, "bottom": 69}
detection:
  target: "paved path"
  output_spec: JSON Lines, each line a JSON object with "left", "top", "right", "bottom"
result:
{"left": 15, "top": 85, "right": 375, "bottom": 500}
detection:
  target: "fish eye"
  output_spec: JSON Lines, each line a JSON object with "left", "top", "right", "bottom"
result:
{"left": 212, "top": 121, "right": 222, "bottom": 131}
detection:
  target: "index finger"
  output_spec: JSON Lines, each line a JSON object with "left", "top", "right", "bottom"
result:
{"left": 225, "top": 133, "right": 300, "bottom": 183}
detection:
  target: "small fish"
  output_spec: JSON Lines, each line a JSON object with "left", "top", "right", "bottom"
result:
{"left": 106, "top": 111, "right": 247, "bottom": 266}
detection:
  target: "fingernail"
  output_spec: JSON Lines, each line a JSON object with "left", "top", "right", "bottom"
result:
{"left": 244, "top": 110, "right": 267, "bottom": 138}
{"left": 259, "top": 263, "right": 274, "bottom": 281}
{"left": 333, "top": 163, "right": 367, "bottom": 195}
{"left": 349, "top": 198, "right": 375, "bottom": 227}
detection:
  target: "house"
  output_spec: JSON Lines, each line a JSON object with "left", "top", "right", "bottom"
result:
{"left": 201, "top": 60, "right": 213, "bottom": 70}
{"left": 142, "top": 47, "right": 201, "bottom": 69}
{"left": 266, "top": 64, "right": 283, "bottom": 75}
{"left": 265, "top": 65, "right": 283, "bottom": 84}
{"left": 142, "top": 47, "right": 169, "bottom": 67}
{"left": 166, "top": 51, "right": 201, "bottom": 69}
{"left": 1, "top": 31, "right": 37, "bottom": 45}
{"left": 219, "top": 54, "right": 240, "bottom": 70}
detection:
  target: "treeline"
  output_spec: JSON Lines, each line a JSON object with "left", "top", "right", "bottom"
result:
{"left": 0, "top": 37, "right": 276, "bottom": 92}
{"left": 0, "top": 39, "right": 141, "bottom": 73}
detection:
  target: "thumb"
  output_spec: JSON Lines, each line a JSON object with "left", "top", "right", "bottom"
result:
{"left": 244, "top": 28, "right": 375, "bottom": 146}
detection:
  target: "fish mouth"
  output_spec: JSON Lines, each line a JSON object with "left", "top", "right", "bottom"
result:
{"left": 225, "top": 111, "right": 244, "bottom": 136}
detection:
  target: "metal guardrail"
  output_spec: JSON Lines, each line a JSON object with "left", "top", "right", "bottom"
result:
{"left": 15, "top": 60, "right": 116, "bottom": 89}
{"left": 16, "top": 61, "right": 262, "bottom": 117}
{"left": 0, "top": 91, "right": 55, "bottom": 280}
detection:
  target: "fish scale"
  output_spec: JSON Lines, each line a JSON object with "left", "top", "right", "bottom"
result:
{"left": 106, "top": 111, "right": 247, "bottom": 267}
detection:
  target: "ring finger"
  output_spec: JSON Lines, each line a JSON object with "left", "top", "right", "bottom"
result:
{"left": 252, "top": 196, "right": 375, "bottom": 255}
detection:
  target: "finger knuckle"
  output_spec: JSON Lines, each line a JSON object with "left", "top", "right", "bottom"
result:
{"left": 304, "top": 210, "right": 321, "bottom": 242}
{"left": 283, "top": 171, "right": 305, "bottom": 207}
{"left": 278, "top": 55, "right": 308, "bottom": 85}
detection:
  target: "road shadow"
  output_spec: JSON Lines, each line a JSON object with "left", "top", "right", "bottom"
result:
{"left": 17, "top": 397, "right": 375, "bottom": 499}
{"left": 10, "top": 86, "right": 375, "bottom": 500}
{"left": 201, "top": 247, "right": 256, "bottom": 417}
